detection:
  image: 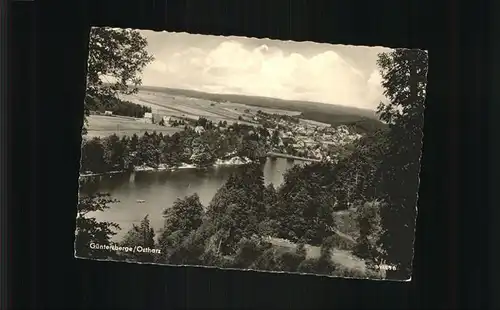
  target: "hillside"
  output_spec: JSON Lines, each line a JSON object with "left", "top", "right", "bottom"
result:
{"left": 138, "top": 86, "right": 387, "bottom": 134}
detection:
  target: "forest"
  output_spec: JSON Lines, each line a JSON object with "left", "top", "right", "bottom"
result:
{"left": 86, "top": 96, "right": 152, "bottom": 118}
{"left": 75, "top": 27, "right": 427, "bottom": 280}
{"left": 79, "top": 120, "right": 270, "bottom": 174}
{"left": 136, "top": 87, "right": 384, "bottom": 134}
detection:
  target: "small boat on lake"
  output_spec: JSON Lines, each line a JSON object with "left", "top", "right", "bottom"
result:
{"left": 136, "top": 199, "right": 146, "bottom": 204}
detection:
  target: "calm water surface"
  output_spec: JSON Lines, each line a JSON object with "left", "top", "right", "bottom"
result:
{"left": 80, "top": 157, "right": 302, "bottom": 240}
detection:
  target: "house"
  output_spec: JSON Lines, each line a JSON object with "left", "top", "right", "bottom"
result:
{"left": 104, "top": 111, "right": 113, "bottom": 116}
{"left": 296, "top": 127, "right": 306, "bottom": 135}
{"left": 162, "top": 115, "right": 187, "bottom": 126}
{"left": 337, "top": 125, "right": 349, "bottom": 134}
{"left": 194, "top": 126, "right": 205, "bottom": 134}
{"left": 163, "top": 115, "right": 182, "bottom": 123}
{"left": 293, "top": 140, "right": 307, "bottom": 149}
{"left": 312, "top": 148, "right": 324, "bottom": 159}
{"left": 281, "top": 137, "right": 294, "bottom": 145}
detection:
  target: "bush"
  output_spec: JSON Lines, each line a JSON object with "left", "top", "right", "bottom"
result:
{"left": 296, "top": 257, "right": 336, "bottom": 275}
{"left": 331, "top": 264, "right": 386, "bottom": 279}
{"left": 277, "top": 251, "right": 304, "bottom": 272}
{"left": 231, "top": 237, "right": 267, "bottom": 269}
{"left": 200, "top": 248, "right": 224, "bottom": 267}
{"left": 334, "top": 211, "right": 360, "bottom": 240}
{"left": 251, "top": 248, "right": 280, "bottom": 271}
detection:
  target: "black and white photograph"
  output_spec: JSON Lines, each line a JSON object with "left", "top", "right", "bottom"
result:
{"left": 74, "top": 27, "right": 428, "bottom": 281}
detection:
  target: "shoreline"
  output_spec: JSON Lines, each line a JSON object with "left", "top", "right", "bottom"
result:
{"left": 79, "top": 156, "right": 254, "bottom": 179}
{"left": 267, "top": 151, "right": 322, "bottom": 162}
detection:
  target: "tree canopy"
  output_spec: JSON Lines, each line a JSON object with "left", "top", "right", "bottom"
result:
{"left": 83, "top": 27, "right": 154, "bottom": 133}
{"left": 74, "top": 193, "right": 120, "bottom": 259}
{"left": 120, "top": 215, "right": 156, "bottom": 262}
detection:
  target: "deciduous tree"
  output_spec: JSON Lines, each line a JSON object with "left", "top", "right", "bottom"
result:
{"left": 120, "top": 215, "right": 156, "bottom": 262}
{"left": 353, "top": 201, "right": 384, "bottom": 270}
{"left": 80, "top": 137, "right": 107, "bottom": 173}
{"left": 375, "top": 48, "right": 428, "bottom": 279}
{"left": 161, "top": 194, "right": 205, "bottom": 238}
{"left": 103, "top": 134, "right": 129, "bottom": 171}
{"left": 74, "top": 193, "right": 120, "bottom": 259}
{"left": 83, "top": 27, "right": 154, "bottom": 134}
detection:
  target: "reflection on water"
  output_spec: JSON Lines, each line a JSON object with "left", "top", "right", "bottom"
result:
{"left": 79, "top": 157, "right": 302, "bottom": 239}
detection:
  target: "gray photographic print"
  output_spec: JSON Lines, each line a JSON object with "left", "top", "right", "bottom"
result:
{"left": 75, "top": 27, "right": 427, "bottom": 281}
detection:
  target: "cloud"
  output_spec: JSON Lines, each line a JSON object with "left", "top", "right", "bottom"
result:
{"left": 140, "top": 34, "right": 390, "bottom": 110}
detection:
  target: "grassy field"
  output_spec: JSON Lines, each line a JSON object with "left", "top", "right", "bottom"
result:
{"left": 86, "top": 85, "right": 385, "bottom": 138}
{"left": 85, "top": 115, "right": 182, "bottom": 138}
{"left": 264, "top": 206, "right": 369, "bottom": 275}
{"left": 119, "top": 90, "right": 299, "bottom": 128}
{"left": 138, "top": 86, "right": 377, "bottom": 117}
{"left": 133, "top": 86, "right": 386, "bottom": 134}
{"left": 299, "top": 118, "right": 331, "bottom": 128}
{"left": 267, "top": 237, "right": 367, "bottom": 273}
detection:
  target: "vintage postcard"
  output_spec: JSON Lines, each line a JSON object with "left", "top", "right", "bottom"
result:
{"left": 75, "top": 27, "right": 427, "bottom": 281}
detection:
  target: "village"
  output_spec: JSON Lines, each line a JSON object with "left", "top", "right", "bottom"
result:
{"left": 248, "top": 111, "right": 363, "bottom": 161}
{"left": 96, "top": 101, "right": 364, "bottom": 162}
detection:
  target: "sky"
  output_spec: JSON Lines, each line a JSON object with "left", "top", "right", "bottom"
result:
{"left": 136, "top": 29, "right": 394, "bottom": 111}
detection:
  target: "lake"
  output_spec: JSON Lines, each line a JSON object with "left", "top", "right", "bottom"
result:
{"left": 79, "top": 157, "right": 303, "bottom": 240}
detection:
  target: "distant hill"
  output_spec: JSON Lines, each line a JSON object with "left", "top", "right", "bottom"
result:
{"left": 137, "top": 85, "right": 387, "bottom": 134}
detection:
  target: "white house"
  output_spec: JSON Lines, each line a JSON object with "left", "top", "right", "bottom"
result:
{"left": 163, "top": 115, "right": 183, "bottom": 124}
{"left": 194, "top": 126, "right": 205, "bottom": 134}
{"left": 143, "top": 112, "right": 153, "bottom": 124}
{"left": 337, "top": 125, "right": 349, "bottom": 134}
{"left": 312, "top": 148, "right": 324, "bottom": 160}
